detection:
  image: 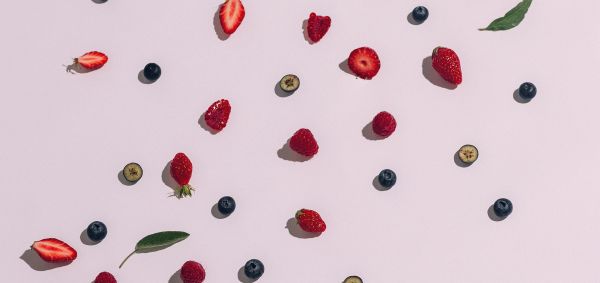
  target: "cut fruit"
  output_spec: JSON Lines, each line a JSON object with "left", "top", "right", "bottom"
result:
{"left": 279, "top": 74, "right": 300, "bottom": 92}
{"left": 344, "top": 276, "right": 363, "bottom": 283}
{"left": 123, "top": 163, "right": 143, "bottom": 183}
{"left": 31, "top": 238, "right": 77, "bottom": 262}
{"left": 75, "top": 51, "right": 108, "bottom": 70}
{"left": 458, "top": 144, "right": 478, "bottom": 164}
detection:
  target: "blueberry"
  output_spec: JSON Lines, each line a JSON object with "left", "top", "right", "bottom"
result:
{"left": 518, "top": 82, "right": 536, "bottom": 100}
{"left": 411, "top": 6, "right": 429, "bottom": 23}
{"left": 143, "top": 63, "right": 161, "bottom": 81}
{"left": 493, "top": 198, "right": 513, "bottom": 218}
{"left": 86, "top": 221, "right": 107, "bottom": 242}
{"left": 378, "top": 169, "right": 396, "bottom": 189}
{"left": 217, "top": 196, "right": 236, "bottom": 215}
{"left": 244, "top": 259, "right": 264, "bottom": 279}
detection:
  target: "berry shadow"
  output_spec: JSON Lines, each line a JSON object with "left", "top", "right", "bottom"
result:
{"left": 274, "top": 81, "right": 294, "bottom": 98}
{"left": 118, "top": 169, "right": 135, "bottom": 186}
{"left": 91, "top": 0, "right": 108, "bottom": 3}
{"left": 198, "top": 113, "right": 219, "bottom": 135}
{"left": 372, "top": 175, "right": 390, "bottom": 191}
{"left": 302, "top": 19, "right": 315, "bottom": 45}
{"left": 285, "top": 217, "right": 322, "bottom": 239}
{"left": 213, "top": 6, "right": 230, "bottom": 41}
{"left": 406, "top": 12, "right": 421, "bottom": 25}
{"left": 168, "top": 269, "right": 183, "bottom": 283}
{"left": 211, "top": 203, "right": 229, "bottom": 219}
{"left": 277, "top": 139, "right": 312, "bottom": 162}
{"left": 513, "top": 89, "right": 531, "bottom": 104}
{"left": 80, "top": 228, "right": 100, "bottom": 246}
{"left": 65, "top": 63, "right": 92, "bottom": 74}
{"left": 338, "top": 59, "right": 355, "bottom": 76}
{"left": 421, "top": 56, "right": 457, "bottom": 90}
{"left": 137, "top": 70, "right": 154, "bottom": 84}
{"left": 453, "top": 151, "right": 472, "bottom": 168}
{"left": 362, "top": 122, "right": 385, "bottom": 141}
{"left": 20, "top": 249, "right": 72, "bottom": 271}
{"left": 237, "top": 266, "right": 258, "bottom": 283}
{"left": 162, "top": 161, "right": 181, "bottom": 197}
{"left": 487, "top": 205, "right": 507, "bottom": 221}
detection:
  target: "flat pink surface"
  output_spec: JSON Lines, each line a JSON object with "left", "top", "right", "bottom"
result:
{"left": 2, "top": 0, "right": 600, "bottom": 282}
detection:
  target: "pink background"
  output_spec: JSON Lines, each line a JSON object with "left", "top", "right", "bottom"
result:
{"left": 2, "top": 0, "right": 600, "bottom": 282}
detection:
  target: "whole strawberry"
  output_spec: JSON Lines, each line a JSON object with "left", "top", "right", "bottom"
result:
{"left": 289, "top": 128, "right": 319, "bottom": 157}
{"left": 295, "top": 209, "right": 326, "bottom": 233}
{"left": 372, "top": 111, "right": 397, "bottom": 138}
{"left": 94, "top": 271, "right": 117, "bottom": 283}
{"left": 204, "top": 99, "right": 231, "bottom": 131}
{"left": 170, "top": 153, "right": 194, "bottom": 197}
{"left": 431, "top": 47, "right": 462, "bottom": 85}
{"left": 307, "top": 12, "right": 331, "bottom": 43}
{"left": 180, "top": 260, "right": 206, "bottom": 283}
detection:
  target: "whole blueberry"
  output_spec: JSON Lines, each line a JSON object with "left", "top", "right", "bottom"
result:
{"left": 378, "top": 169, "right": 396, "bottom": 189}
{"left": 518, "top": 82, "right": 537, "bottom": 100}
{"left": 493, "top": 198, "right": 513, "bottom": 218}
{"left": 411, "top": 6, "right": 429, "bottom": 23}
{"left": 244, "top": 259, "right": 264, "bottom": 279}
{"left": 86, "top": 221, "right": 108, "bottom": 242}
{"left": 143, "top": 63, "right": 161, "bottom": 81}
{"left": 217, "top": 196, "right": 236, "bottom": 215}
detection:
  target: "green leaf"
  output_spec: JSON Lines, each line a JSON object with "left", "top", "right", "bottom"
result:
{"left": 480, "top": 0, "right": 532, "bottom": 31}
{"left": 119, "top": 231, "right": 189, "bottom": 268}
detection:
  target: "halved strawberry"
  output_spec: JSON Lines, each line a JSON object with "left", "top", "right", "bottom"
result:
{"left": 31, "top": 238, "right": 77, "bottom": 262}
{"left": 347, "top": 47, "right": 381, "bottom": 80}
{"left": 75, "top": 51, "right": 108, "bottom": 70}
{"left": 219, "top": 0, "right": 245, "bottom": 35}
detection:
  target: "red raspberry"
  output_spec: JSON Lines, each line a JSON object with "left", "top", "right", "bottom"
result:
{"left": 94, "top": 272, "right": 117, "bottom": 283}
{"left": 180, "top": 260, "right": 206, "bottom": 283}
{"left": 307, "top": 12, "right": 331, "bottom": 43}
{"left": 372, "top": 111, "right": 397, "bottom": 137}
{"left": 289, "top": 128, "right": 319, "bottom": 157}
{"left": 204, "top": 99, "right": 231, "bottom": 131}
{"left": 295, "top": 209, "right": 326, "bottom": 233}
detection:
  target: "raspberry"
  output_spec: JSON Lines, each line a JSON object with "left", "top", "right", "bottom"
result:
{"left": 372, "top": 111, "right": 396, "bottom": 137}
{"left": 289, "top": 128, "right": 319, "bottom": 157}
{"left": 94, "top": 272, "right": 117, "bottom": 283}
{"left": 180, "top": 260, "right": 206, "bottom": 283}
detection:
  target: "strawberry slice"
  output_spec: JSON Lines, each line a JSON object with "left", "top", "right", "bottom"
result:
{"left": 31, "top": 238, "right": 77, "bottom": 262}
{"left": 347, "top": 47, "right": 381, "bottom": 80}
{"left": 75, "top": 51, "right": 108, "bottom": 70}
{"left": 219, "top": 0, "right": 245, "bottom": 35}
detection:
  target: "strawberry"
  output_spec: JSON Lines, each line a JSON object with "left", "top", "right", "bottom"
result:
{"left": 94, "top": 272, "right": 117, "bottom": 283}
{"left": 289, "top": 128, "right": 319, "bottom": 157}
{"left": 204, "top": 99, "right": 231, "bottom": 131}
{"left": 295, "top": 209, "right": 326, "bottom": 233}
{"left": 219, "top": 0, "right": 245, "bottom": 35}
{"left": 372, "top": 111, "right": 397, "bottom": 137}
{"left": 431, "top": 47, "right": 462, "bottom": 85}
{"left": 307, "top": 12, "right": 331, "bottom": 43}
{"left": 31, "top": 238, "right": 77, "bottom": 262}
{"left": 170, "top": 153, "right": 194, "bottom": 197}
{"left": 348, "top": 47, "right": 381, "bottom": 80}
{"left": 75, "top": 51, "right": 108, "bottom": 70}
{"left": 180, "top": 260, "right": 206, "bottom": 283}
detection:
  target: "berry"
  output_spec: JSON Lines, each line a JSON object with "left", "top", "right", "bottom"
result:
{"left": 431, "top": 47, "right": 462, "bottom": 85}
{"left": 344, "top": 276, "right": 364, "bottom": 283}
{"left": 372, "top": 111, "right": 397, "bottom": 137}
{"left": 348, "top": 47, "right": 381, "bottom": 80}
{"left": 518, "top": 82, "right": 537, "bottom": 100}
{"left": 170, "top": 153, "right": 194, "bottom": 197}
{"left": 219, "top": 0, "right": 245, "bottom": 35}
{"left": 31, "top": 238, "right": 77, "bottom": 262}
{"left": 180, "top": 260, "right": 206, "bottom": 283}
{"left": 217, "top": 196, "right": 236, "bottom": 215}
{"left": 289, "top": 128, "right": 319, "bottom": 157}
{"left": 244, "top": 259, "right": 264, "bottom": 279}
{"left": 493, "top": 198, "right": 513, "bottom": 218}
{"left": 143, "top": 63, "right": 161, "bottom": 81}
{"left": 94, "top": 272, "right": 117, "bottom": 283}
{"left": 411, "top": 6, "right": 429, "bottom": 23}
{"left": 75, "top": 51, "right": 108, "bottom": 70}
{"left": 307, "top": 12, "right": 331, "bottom": 43}
{"left": 458, "top": 144, "right": 478, "bottom": 164}
{"left": 279, "top": 74, "right": 300, "bottom": 93}
{"left": 87, "top": 221, "right": 108, "bottom": 242}
{"left": 378, "top": 169, "right": 396, "bottom": 189}
{"left": 295, "top": 209, "right": 326, "bottom": 233}
{"left": 204, "top": 99, "right": 231, "bottom": 131}
{"left": 122, "top": 163, "right": 143, "bottom": 183}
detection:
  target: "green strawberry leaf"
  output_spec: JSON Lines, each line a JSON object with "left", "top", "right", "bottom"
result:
{"left": 119, "top": 231, "right": 189, "bottom": 268}
{"left": 479, "top": 0, "right": 533, "bottom": 31}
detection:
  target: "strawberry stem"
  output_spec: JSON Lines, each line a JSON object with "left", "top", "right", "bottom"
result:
{"left": 178, "top": 184, "right": 194, "bottom": 198}
{"left": 119, "top": 250, "right": 136, "bottom": 268}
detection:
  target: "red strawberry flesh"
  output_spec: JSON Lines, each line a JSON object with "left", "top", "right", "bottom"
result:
{"left": 219, "top": 0, "right": 245, "bottom": 35}
{"left": 348, "top": 47, "right": 381, "bottom": 80}
{"left": 32, "top": 238, "right": 77, "bottom": 262}
{"left": 76, "top": 51, "right": 108, "bottom": 70}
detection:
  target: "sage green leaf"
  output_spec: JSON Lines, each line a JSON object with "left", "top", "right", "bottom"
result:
{"left": 480, "top": 0, "right": 532, "bottom": 31}
{"left": 119, "top": 231, "right": 189, "bottom": 268}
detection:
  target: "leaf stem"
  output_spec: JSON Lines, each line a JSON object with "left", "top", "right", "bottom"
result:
{"left": 119, "top": 250, "right": 136, "bottom": 268}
